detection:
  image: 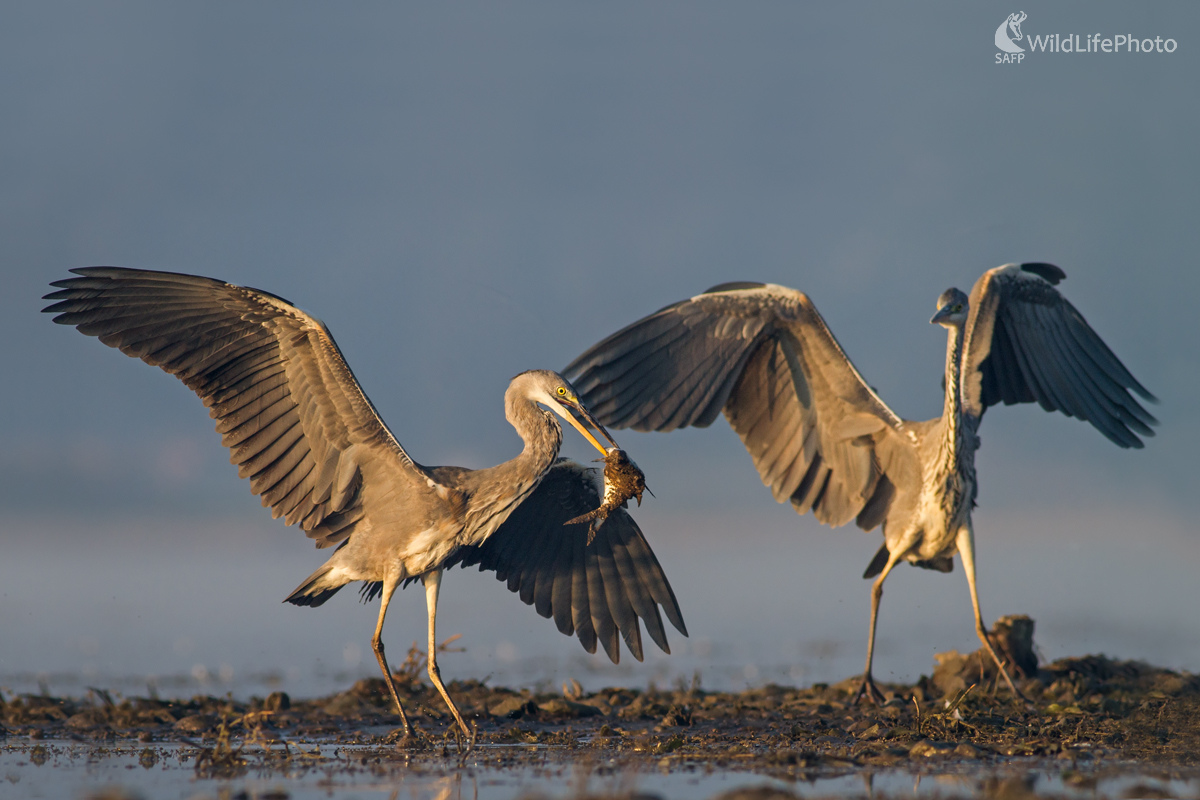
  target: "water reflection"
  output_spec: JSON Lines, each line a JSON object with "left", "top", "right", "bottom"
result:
{"left": 1, "top": 741, "right": 1196, "bottom": 800}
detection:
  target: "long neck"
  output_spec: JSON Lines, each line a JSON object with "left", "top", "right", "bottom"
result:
{"left": 505, "top": 396, "right": 564, "bottom": 485}
{"left": 938, "top": 323, "right": 966, "bottom": 467}
{"left": 462, "top": 396, "right": 563, "bottom": 544}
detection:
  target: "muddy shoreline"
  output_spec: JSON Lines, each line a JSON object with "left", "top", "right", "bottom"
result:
{"left": 4, "top": 639, "right": 1198, "bottom": 789}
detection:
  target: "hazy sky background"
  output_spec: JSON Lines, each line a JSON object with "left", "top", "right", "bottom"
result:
{"left": 2, "top": 3, "right": 1197, "bottom": 697}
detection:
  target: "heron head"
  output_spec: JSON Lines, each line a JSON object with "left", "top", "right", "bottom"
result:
{"left": 930, "top": 288, "right": 969, "bottom": 327}
{"left": 510, "top": 370, "right": 618, "bottom": 455}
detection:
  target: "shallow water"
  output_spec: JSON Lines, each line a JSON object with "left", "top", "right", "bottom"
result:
{"left": 4, "top": 508, "right": 1199, "bottom": 705}
{"left": 3, "top": 739, "right": 1198, "bottom": 800}
{"left": 5, "top": 509, "right": 1199, "bottom": 799}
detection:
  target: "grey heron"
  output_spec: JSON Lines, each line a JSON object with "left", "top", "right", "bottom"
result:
{"left": 43, "top": 267, "right": 687, "bottom": 741}
{"left": 565, "top": 263, "right": 1155, "bottom": 703}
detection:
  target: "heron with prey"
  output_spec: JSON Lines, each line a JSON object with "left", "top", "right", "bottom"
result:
{"left": 565, "top": 263, "right": 1155, "bottom": 703}
{"left": 44, "top": 267, "right": 686, "bottom": 743}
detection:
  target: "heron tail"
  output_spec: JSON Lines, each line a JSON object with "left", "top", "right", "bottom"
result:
{"left": 285, "top": 564, "right": 346, "bottom": 607}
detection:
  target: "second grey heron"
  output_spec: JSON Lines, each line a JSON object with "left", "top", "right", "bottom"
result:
{"left": 44, "top": 267, "right": 687, "bottom": 742}
{"left": 565, "top": 263, "right": 1155, "bottom": 703}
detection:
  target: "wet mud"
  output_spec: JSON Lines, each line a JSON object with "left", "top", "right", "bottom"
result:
{"left": 3, "top": 619, "right": 1199, "bottom": 798}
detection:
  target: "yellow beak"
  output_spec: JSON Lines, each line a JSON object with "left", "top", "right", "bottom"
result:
{"left": 556, "top": 398, "right": 620, "bottom": 455}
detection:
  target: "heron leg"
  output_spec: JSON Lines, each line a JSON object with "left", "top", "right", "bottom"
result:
{"left": 370, "top": 575, "right": 412, "bottom": 739}
{"left": 855, "top": 548, "right": 904, "bottom": 706}
{"left": 956, "top": 525, "right": 1028, "bottom": 704}
{"left": 423, "top": 569, "right": 473, "bottom": 745}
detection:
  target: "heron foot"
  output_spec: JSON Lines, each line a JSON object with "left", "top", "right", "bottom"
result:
{"left": 978, "top": 630, "right": 1036, "bottom": 711}
{"left": 448, "top": 719, "right": 477, "bottom": 755}
{"left": 383, "top": 725, "right": 424, "bottom": 749}
{"left": 852, "top": 674, "right": 888, "bottom": 706}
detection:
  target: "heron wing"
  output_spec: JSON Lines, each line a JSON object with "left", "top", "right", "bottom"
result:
{"left": 43, "top": 267, "right": 445, "bottom": 548}
{"left": 566, "top": 283, "right": 918, "bottom": 529}
{"left": 447, "top": 460, "right": 686, "bottom": 664}
{"left": 961, "top": 263, "right": 1157, "bottom": 448}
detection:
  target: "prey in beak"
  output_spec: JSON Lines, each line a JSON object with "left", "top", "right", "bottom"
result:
{"left": 539, "top": 378, "right": 650, "bottom": 541}
{"left": 566, "top": 447, "right": 650, "bottom": 543}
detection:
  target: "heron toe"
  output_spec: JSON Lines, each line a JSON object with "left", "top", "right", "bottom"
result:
{"left": 852, "top": 674, "right": 888, "bottom": 706}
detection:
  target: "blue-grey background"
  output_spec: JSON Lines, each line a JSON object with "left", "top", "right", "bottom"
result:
{"left": 2, "top": 3, "right": 1197, "bottom": 698}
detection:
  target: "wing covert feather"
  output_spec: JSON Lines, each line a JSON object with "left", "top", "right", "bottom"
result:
{"left": 44, "top": 267, "right": 435, "bottom": 547}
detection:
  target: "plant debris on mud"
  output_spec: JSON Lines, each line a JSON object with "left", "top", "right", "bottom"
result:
{"left": 3, "top": 618, "right": 1199, "bottom": 782}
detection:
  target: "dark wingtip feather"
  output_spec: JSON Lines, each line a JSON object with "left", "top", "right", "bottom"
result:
{"left": 359, "top": 581, "right": 385, "bottom": 602}
{"left": 862, "top": 543, "right": 889, "bottom": 579}
{"left": 284, "top": 585, "right": 343, "bottom": 607}
{"left": 1020, "top": 263, "right": 1066, "bottom": 285}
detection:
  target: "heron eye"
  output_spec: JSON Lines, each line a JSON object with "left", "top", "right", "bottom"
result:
{"left": 556, "top": 387, "right": 567, "bottom": 396}
{"left": 952, "top": 303, "right": 963, "bottom": 313}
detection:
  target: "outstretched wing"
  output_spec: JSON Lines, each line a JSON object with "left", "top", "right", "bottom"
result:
{"left": 446, "top": 460, "right": 687, "bottom": 664}
{"left": 961, "top": 263, "right": 1157, "bottom": 448}
{"left": 43, "top": 267, "right": 443, "bottom": 547}
{"left": 565, "top": 283, "right": 920, "bottom": 530}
